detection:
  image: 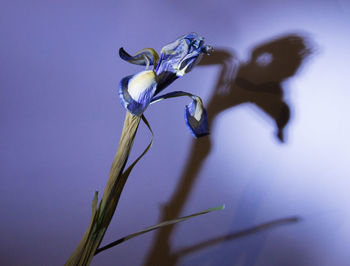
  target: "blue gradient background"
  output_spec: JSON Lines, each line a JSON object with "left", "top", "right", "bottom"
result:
{"left": 1, "top": 0, "right": 349, "bottom": 265}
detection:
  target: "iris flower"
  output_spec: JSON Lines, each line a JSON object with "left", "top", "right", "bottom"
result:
{"left": 65, "top": 34, "right": 217, "bottom": 265}
{"left": 118, "top": 32, "right": 212, "bottom": 137}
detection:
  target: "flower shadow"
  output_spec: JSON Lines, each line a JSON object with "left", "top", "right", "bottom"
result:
{"left": 144, "top": 33, "right": 313, "bottom": 266}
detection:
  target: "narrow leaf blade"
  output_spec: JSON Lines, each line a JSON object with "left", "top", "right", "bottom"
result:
{"left": 95, "top": 204, "right": 225, "bottom": 255}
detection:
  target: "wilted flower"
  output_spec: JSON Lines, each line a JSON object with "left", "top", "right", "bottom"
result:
{"left": 118, "top": 32, "right": 212, "bottom": 137}
{"left": 66, "top": 34, "right": 216, "bottom": 265}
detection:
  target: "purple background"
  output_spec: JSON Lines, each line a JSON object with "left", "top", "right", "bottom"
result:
{"left": 1, "top": 0, "right": 350, "bottom": 265}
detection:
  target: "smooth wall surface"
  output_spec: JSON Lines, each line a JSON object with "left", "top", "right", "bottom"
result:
{"left": 1, "top": 0, "right": 349, "bottom": 265}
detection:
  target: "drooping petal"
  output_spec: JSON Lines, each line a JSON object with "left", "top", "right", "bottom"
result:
{"left": 119, "top": 70, "right": 158, "bottom": 116}
{"left": 119, "top": 48, "right": 159, "bottom": 69}
{"left": 151, "top": 91, "right": 209, "bottom": 138}
{"left": 184, "top": 97, "right": 209, "bottom": 138}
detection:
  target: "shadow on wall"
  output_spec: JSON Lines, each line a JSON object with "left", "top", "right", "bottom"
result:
{"left": 144, "top": 33, "right": 313, "bottom": 266}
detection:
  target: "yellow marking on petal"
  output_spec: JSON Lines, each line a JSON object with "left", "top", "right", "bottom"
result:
{"left": 135, "top": 48, "right": 159, "bottom": 68}
{"left": 128, "top": 71, "right": 157, "bottom": 101}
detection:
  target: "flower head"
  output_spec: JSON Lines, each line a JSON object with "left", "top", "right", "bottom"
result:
{"left": 118, "top": 33, "right": 212, "bottom": 137}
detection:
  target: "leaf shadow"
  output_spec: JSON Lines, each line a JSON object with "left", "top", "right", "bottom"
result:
{"left": 173, "top": 216, "right": 300, "bottom": 260}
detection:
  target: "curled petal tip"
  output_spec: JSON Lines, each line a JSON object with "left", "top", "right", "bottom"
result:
{"left": 119, "top": 47, "right": 159, "bottom": 67}
{"left": 185, "top": 108, "right": 210, "bottom": 138}
{"left": 204, "top": 45, "right": 214, "bottom": 55}
{"left": 184, "top": 98, "right": 210, "bottom": 138}
{"left": 149, "top": 91, "right": 210, "bottom": 138}
{"left": 119, "top": 47, "right": 130, "bottom": 60}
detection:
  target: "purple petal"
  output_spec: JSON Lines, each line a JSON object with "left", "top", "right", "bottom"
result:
{"left": 119, "top": 70, "right": 158, "bottom": 116}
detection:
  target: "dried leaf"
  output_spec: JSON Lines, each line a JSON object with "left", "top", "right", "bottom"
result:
{"left": 95, "top": 204, "right": 225, "bottom": 255}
